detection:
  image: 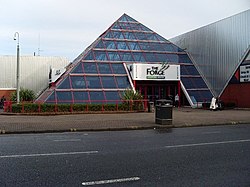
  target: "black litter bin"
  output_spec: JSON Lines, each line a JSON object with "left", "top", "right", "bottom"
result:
{"left": 155, "top": 99, "right": 173, "bottom": 125}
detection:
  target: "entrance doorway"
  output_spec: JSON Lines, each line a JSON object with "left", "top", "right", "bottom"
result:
{"left": 135, "top": 81, "right": 178, "bottom": 104}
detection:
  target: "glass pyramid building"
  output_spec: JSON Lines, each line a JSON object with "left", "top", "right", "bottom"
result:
{"left": 37, "top": 14, "right": 213, "bottom": 107}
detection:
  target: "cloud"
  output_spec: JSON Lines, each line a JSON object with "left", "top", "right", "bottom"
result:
{"left": 0, "top": 0, "right": 249, "bottom": 60}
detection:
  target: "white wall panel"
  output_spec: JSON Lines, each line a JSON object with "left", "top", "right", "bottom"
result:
{"left": 0, "top": 56, "right": 69, "bottom": 95}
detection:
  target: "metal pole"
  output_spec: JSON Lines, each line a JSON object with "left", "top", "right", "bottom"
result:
{"left": 14, "top": 32, "right": 20, "bottom": 104}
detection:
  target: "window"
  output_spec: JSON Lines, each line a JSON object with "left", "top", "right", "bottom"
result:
{"left": 123, "top": 32, "right": 136, "bottom": 40}
{"left": 105, "top": 91, "right": 121, "bottom": 100}
{"left": 73, "top": 91, "right": 89, "bottom": 103}
{"left": 98, "top": 63, "right": 112, "bottom": 74}
{"left": 111, "top": 63, "right": 127, "bottom": 74}
{"left": 71, "top": 76, "right": 86, "bottom": 89}
{"left": 94, "top": 51, "right": 108, "bottom": 61}
{"left": 120, "top": 52, "right": 134, "bottom": 61}
{"left": 104, "top": 40, "right": 116, "bottom": 49}
{"left": 85, "top": 76, "right": 102, "bottom": 89}
{"left": 132, "top": 52, "right": 146, "bottom": 62}
{"left": 107, "top": 52, "right": 120, "bottom": 61}
{"left": 83, "top": 63, "right": 98, "bottom": 74}
{"left": 72, "top": 63, "right": 83, "bottom": 74}
{"left": 101, "top": 76, "right": 117, "bottom": 88}
{"left": 58, "top": 77, "right": 70, "bottom": 89}
{"left": 56, "top": 91, "right": 72, "bottom": 104}
{"left": 127, "top": 41, "right": 140, "bottom": 50}
{"left": 116, "top": 41, "right": 129, "bottom": 50}
{"left": 116, "top": 76, "right": 131, "bottom": 88}
{"left": 89, "top": 91, "right": 105, "bottom": 103}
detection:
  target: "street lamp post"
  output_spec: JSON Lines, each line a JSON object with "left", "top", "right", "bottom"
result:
{"left": 14, "top": 32, "right": 20, "bottom": 104}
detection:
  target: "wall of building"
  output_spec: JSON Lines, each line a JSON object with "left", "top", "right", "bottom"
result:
{"left": 0, "top": 56, "right": 69, "bottom": 98}
{"left": 170, "top": 10, "right": 250, "bottom": 97}
{"left": 221, "top": 83, "right": 250, "bottom": 108}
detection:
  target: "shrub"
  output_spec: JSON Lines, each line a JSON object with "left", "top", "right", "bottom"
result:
{"left": 11, "top": 88, "right": 36, "bottom": 102}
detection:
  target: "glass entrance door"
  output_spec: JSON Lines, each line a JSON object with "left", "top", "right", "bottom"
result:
{"left": 136, "top": 81, "right": 178, "bottom": 104}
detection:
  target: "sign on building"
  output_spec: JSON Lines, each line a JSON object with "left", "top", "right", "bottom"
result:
{"left": 240, "top": 65, "right": 250, "bottom": 82}
{"left": 49, "top": 67, "right": 66, "bottom": 83}
{"left": 129, "top": 63, "right": 180, "bottom": 81}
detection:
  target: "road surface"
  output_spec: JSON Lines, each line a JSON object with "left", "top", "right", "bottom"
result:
{"left": 0, "top": 124, "right": 250, "bottom": 186}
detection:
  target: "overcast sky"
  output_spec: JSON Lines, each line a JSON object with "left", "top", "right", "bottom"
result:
{"left": 0, "top": 0, "right": 249, "bottom": 61}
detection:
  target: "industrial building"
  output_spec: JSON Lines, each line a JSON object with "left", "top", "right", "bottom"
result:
{"left": 170, "top": 9, "right": 250, "bottom": 107}
{"left": 0, "top": 56, "right": 69, "bottom": 100}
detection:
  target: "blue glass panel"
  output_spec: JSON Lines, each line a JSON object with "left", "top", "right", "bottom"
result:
{"left": 85, "top": 76, "right": 102, "bottom": 88}
{"left": 116, "top": 41, "right": 129, "bottom": 50}
{"left": 56, "top": 91, "right": 72, "bottom": 104}
{"left": 73, "top": 91, "right": 89, "bottom": 103}
{"left": 112, "top": 22, "right": 120, "bottom": 29}
{"left": 95, "top": 40, "right": 105, "bottom": 48}
{"left": 72, "top": 63, "right": 83, "bottom": 73}
{"left": 138, "top": 42, "right": 151, "bottom": 50}
{"left": 105, "top": 91, "right": 121, "bottom": 101}
{"left": 58, "top": 77, "right": 70, "bottom": 89}
{"left": 145, "top": 33, "right": 158, "bottom": 41}
{"left": 98, "top": 63, "right": 112, "bottom": 74}
{"left": 162, "top": 43, "right": 176, "bottom": 52}
{"left": 138, "top": 24, "right": 151, "bottom": 32}
{"left": 111, "top": 63, "right": 127, "bottom": 74}
{"left": 46, "top": 92, "right": 55, "bottom": 104}
{"left": 123, "top": 15, "right": 137, "bottom": 22}
{"left": 83, "top": 62, "right": 98, "bottom": 74}
{"left": 166, "top": 54, "right": 178, "bottom": 62}
{"left": 128, "top": 23, "right": 142, "bottom": 31}
{"left": 123, "top": 32, "right": 136, "bottom": 40}
{"left": 71, "top": 76, "right": 86, "bottom": 89}
{"left": 103, "top": 40, "right": 116, "bottom": 49}
{"left": 94, "top": 51, "right": 108, "bottom": 61}
{"left": 119, "top": 22, "right": 130, "bottom": 30}
{"left": 181, "top": 65, "right": 199, "bottom": 75}
{"left": 84, "top": 51, "right": 94, "bottom": 60}
{"left": 156, "top": 34, "right": 168, "bottom": 42}
{"left": 187, "top": 90, "right": 213, "bottom": 102}
{"left": 179, "top": 54, "right": 192, "bottom": 63}
{"left": 132, "top": 52, "right": 146, "bottom": 62}
{"left": 181, "top": 77, "right": 207, "bottom": 89}
{"left": 107, "top": 52, "right": 120, "bottom": 61}
{"left": 104, "top": 31, "right": 113, "bottom": 38}
{"left": 118, "top": 15, "right": 127, "bottom": 22}
{"left": 113, "top": 31, "right": 124, "bottom": 39}
{"left": 89, "top": 91, "right": 105, "bottom": 103}
{"left": 101, "top": 76, "right": 117, "bottom": 88}
{"left": 155, "top": 53, "right": 168, "bottom": 62}
{"left": 116, "top": 76, "right": 131, "bottom": 88}
{"left": 127, "top": 41, "right": 140, "bottom": 50}
{"left": 144, "top": 52, "right": 156, "bottom": 62}
{"left": 149, "top": 43, "right": 164, "bottom": 51}
{"left": 134, "top": 32, "right": 147, "bottom": 40}
{"left": 120, "top": 52, "right": 134, "bottom": 61}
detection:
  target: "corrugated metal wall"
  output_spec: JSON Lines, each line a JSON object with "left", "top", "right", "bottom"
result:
{"left": 0, "top": 56, "right": 69, "bottom": 95}
{"left": 170, "top": 10, "right": 250, "bottom": 96}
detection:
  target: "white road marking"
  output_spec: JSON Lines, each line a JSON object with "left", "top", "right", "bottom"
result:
{"left": 53, "top": 139, "right": 81, "bottom": 142}
{"left": 165, "top": 139, "right": 250, "bottom": 149}
{"left": 0, "top": 151, "right": 98, "bottom": 159}
{"left": 202, "top": 131, "right": 221, "bottom": 134}
{"left": 82, "top": 177, "right": 140, "bottom": 186}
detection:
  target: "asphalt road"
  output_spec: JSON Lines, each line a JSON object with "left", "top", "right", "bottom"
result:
{"left": 0, "top": 124, "right": 250, "bottom": 187}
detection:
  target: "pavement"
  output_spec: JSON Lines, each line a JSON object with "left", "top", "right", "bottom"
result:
{"left": 0, "top": 108, "right": 250, "bottom": 134}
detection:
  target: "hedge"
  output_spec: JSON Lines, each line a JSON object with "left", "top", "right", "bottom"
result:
{"left": 8, "top": 101, "right": 145, "bottom": 113}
